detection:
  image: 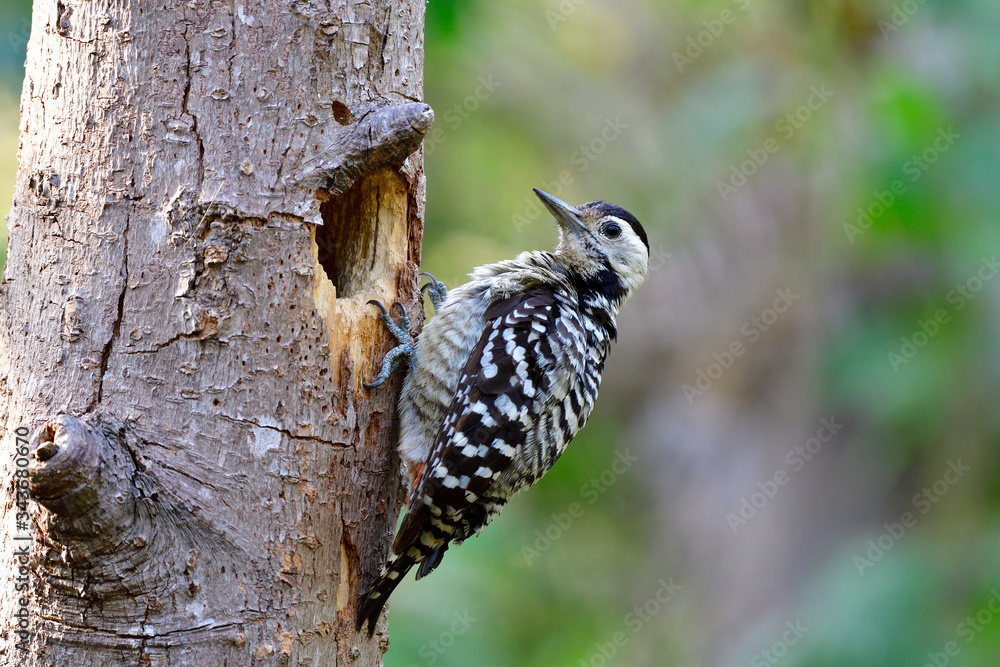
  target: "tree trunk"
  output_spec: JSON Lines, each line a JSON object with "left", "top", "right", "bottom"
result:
{"left": 0, "top": 1, "right": 430, "bottom": 664}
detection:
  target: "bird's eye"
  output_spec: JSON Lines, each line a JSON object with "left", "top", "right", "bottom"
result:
{"left": 602, "top": 222, "right": 622, "bottom": 238}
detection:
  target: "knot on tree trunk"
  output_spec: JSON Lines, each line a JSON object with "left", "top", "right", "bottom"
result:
{"left": 26, "top": 416, "right": 259, "bottom": 640}
{"left": 28, "top": 414, "right": 142, "bottom": 545}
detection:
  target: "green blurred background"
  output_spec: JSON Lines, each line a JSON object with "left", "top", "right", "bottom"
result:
{"left": 3, "top": 0, "right": 1000, "bottom": 665}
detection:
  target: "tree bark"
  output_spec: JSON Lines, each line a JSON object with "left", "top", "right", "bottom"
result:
{"left": 0, "top": 1, "right": 430, "bottom": 664}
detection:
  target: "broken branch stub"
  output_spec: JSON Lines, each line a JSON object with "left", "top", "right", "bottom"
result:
{"left": 294, "top": 102, "right": 434, "bottom": 197}
{"left": 27, "top": 414, "right": 139, "bottom": 543}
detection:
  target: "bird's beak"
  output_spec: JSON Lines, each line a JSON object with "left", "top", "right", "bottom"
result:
{"left": 533, "top": 189, "right": 588, "bottom": 237}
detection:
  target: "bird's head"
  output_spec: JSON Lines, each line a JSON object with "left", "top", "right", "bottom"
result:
{"left": 534, "top": 188, "right": 649, "bottom": 301}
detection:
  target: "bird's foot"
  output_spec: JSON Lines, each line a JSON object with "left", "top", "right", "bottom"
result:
{"left": 365, "top": 300, "right": 416, "bottom": 389}
{"left": 420, "top": 272, "right": 448, "bottom": 312}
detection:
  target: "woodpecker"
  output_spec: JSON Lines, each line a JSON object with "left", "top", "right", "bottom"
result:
{"left": 356, "top": 189, "right": 649, "bottom": 636}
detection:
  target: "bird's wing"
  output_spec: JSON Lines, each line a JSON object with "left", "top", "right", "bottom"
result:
{"left": 392, "top": 285, "right": 585, "bottom": 554}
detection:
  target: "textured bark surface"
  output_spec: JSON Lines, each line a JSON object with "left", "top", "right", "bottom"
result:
{"left": 0, "top": 0, "right": 429, "bottom": 664}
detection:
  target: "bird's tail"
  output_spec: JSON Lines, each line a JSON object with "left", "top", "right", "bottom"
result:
{"left": 356, "top": 550, "right": 418, "bottom": 637}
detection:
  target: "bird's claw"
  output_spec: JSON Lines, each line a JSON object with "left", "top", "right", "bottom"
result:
{"left": 366, "top": 299, "right": 390, "bottom": 318}
{"left": 364, "top": 273, "right": 445, "bottom": 390}
{"left": 366, "top": 300, "right": 412, "bottom": 343}
{"left": 420, "top": 272, "right": 448, "bottom": 312}
{"left": 365, "top": 299, "right": 417, "bottom": 389}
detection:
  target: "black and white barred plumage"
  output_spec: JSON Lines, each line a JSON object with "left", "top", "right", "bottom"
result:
{"left": 357, "top": 190, "right": 649, "bottom": 636}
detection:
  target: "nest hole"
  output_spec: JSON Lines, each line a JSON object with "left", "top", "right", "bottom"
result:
{"left": 316, "top": 173, "right": 392, "bottom": 299}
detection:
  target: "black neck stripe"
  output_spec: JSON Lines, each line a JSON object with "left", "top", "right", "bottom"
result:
{"left": 567, "top": 267, "right": 622, "bottom": 340}
{"left": 569, "top": 266, "right": 626, "bottom": 303}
